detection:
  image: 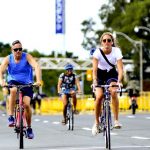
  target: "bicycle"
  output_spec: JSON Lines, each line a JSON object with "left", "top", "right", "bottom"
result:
{"left": 127, "top": 89, "right": 139, "bottom": 115}
{"left": 66, "top": 93, "right": 74, "bottom": 130}
{"left": 96, "top": 84, "right": 122, "bottom": 150}
{"left": 3, "top": 84, "right": 37, "bottom": 149}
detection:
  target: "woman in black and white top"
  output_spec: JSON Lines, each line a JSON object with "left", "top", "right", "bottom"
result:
{"left": 92, "top": 32, "right": 124, "bottom": 136}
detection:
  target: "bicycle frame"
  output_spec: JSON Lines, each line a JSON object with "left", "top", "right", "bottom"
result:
{"left": 4, "top": 84, "right": 35, "bottom": 149}
{"left": 130, "top": 96, "right": 138, "bottom": 115}
{"left": 100, "top": 86, "right": 112, "bottom": 150}
{"left": 97, "top": 84, "right": 121, "bottom": 150}
{"left": 14, "top": 88, "right": 27, "bottom": 149}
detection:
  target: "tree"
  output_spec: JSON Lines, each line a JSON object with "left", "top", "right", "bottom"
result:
{"left": 81, "top": 0, "right": 150, "bottom": 80}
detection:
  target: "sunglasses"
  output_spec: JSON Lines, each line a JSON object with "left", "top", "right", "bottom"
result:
{"left": 102, "top": 39, "right": 112, "bottom": 43}
{"left": 67, "top": 69, "right": 73, "bottom": 71}
{"left": 13, "top": 48, "right": 23, "bottom": 52}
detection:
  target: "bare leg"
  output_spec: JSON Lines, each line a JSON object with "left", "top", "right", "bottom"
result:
{"left": 111, "top": 94, "right": 119, "bottom": 121}
{"left": 94, "top": 88, "right": 103, "bottom": 125}
{"left": 24, "top": 96, "right": 32, "bottom": 127}
{"left": 62, "top": 94, "right": 67, "bottom": 120}
{"left": 9, "top": 88, "right": 17, "bottom": 116}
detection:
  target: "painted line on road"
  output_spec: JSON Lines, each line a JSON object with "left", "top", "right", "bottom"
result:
{"left": 82, "top": 127, "right": 91, "bottom": 131}
{"left": 131, "top": 136, "right": 150, "bottom": 140}
{"left": 111, "top": 132, "right": 118, "bottom": 135}
{"left": 127, "top": 115, "right": 136, "bottom": 118}
{"left": 145, "top": 116, "right": 150, "bottom": 119}
{"left": 34, "top": 118, "right": 40, "bottom": 122}
{"left": 48, "top": 145, "right": 150, "bottom": 150}
{"left": 52, "top": 121, "right": 60, "bottom": 124}
{"left": 43, "top": 120, "right": 49, "bottom": 123}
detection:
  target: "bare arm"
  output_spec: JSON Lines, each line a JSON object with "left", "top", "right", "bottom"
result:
{"left": 92, "top": 57, "right": 98, "bottom": 81}
{"left": 116, "top": 59, "right": 123, "bottom": 83}
{"left": 57, "top": 79, "right": 62, "bottom": 93}
{"left": 26, "top": 54, "right": 41, "bottom": 84}
{"left": 0, "top": 56, "right": 9, "bottom": 86}
{"left": 75, "top": 77, "right": 81, "bottom": 93}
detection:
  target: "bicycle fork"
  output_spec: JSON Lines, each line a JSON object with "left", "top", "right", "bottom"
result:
{"left": 100, "top": 101, "right": 112, "bottom": 135}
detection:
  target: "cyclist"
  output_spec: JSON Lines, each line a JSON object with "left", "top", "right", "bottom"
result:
{"left": 0, "top": 40, "right": 41, "bottom": 139}
{"left": 57, "top": 64, "right": 81, "bottom": 125}
{"left": 31, "top": 87, "right": 42, "bottom": 115}
{"left": 92, "top": 32, "right": 123, "bottom": 135}
{"left": 126, "top": 75, "right": 140, "bottom": 110}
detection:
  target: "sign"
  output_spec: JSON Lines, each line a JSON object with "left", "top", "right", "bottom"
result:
{"left": 55, "top": 0, "right": 65, "bottom": 34}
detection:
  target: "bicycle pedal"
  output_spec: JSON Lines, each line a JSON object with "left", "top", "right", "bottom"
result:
{"left": 14, "top": 127, "right": 20, "bottom": 133}
{"left": 23, "top": 130, "right": 27, "bottom": 137}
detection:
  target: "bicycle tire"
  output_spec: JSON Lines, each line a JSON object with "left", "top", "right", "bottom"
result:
{"left": 19, "top": 106, "right": 24, "bottom": 149}
{"left": 131, "top": 99, "right": 136, "bottom": 115}
{"left": 70, "top": 105, "right": 74, "bottom": 130}
{"left": 105, "top": 105, "right": 111, "bottom": 150}
{"left": 68, "top": 113, "right": 71, "bottom": 130}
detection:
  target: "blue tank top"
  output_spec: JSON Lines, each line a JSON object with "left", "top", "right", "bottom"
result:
{"left": 7, "top": 52, "right": 33, "bottom": 84}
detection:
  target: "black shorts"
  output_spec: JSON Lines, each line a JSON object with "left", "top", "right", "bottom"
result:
{"left": 8, "top": 80, "right": 33, "bottom": 99}
{"left": 97, "top": 68, "right": 118, "bottom": 85}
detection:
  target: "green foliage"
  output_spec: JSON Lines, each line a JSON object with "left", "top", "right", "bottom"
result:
{"left": 0, "top": 42, "right": 11, "bottom": 57}
{"left": 81, "top": 0, "right": 150, "bottom": 80}
{"left": 0, "top": 42, "right": 85, "bottom": 96}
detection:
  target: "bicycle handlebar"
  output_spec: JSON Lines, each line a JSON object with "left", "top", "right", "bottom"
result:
{"left": 95, "top": 84, "right": 122, "bottom": 96}
{"left": 2, "top": 83, "right": 39, "bottom": 90}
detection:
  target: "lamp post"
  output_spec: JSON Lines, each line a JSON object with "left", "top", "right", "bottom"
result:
{"left": 113, "top": 31, "right": 143, "bottom": 92}
{"left": 134, "top": 26, "right": 150, "bottom": 33}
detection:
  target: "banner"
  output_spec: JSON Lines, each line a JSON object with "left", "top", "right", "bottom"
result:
{"left": 55, "top": 0, "right": 65, "bottom": 34}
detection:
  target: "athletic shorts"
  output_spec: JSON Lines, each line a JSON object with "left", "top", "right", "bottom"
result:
{"left": 61, "top": 87, "right": 76, "bottom": 95}
{"left": 97, "top": 68, "right": 118, "bottom": 85}
{"left": 8, "top": 80, "right": 33, "bottom": 99}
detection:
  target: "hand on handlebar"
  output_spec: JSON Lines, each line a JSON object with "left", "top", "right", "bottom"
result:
{"left": 0, "top": 80, "right": 7, "bottom": 87}
{"left": 117, "top": 82, "right": 123, "bottom": 89}
{"left": 92, "top": 79, "right": 98, "bottom": 92}
{"left": 77, "top": 90, "right": 82, "bottom": 95}
{"left": 33, "top": 82, "right": 41, "bottom": 87}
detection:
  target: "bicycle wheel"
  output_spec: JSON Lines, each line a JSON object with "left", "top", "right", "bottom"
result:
{"left": 19, "top": 106, "right": 24, "bottom": 149}
{"left": 131, "top": 99, "right": 136, "bottom": 115}
{"left": 70, "top": 105, "right": 74, "bottom": 130}
{"left": 105, "top": 105, "right": 111, "bottom": 150}
{"left": 68, "top": 113, "right": 71, "bottom": 130}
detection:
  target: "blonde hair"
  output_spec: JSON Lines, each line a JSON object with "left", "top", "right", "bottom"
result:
{"left": 99, "top": 32, "right": 119, "bottom": 47}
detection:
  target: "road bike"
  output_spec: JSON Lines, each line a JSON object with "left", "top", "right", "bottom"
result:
{"left": 66, "top": 93, "right": 74, "bottom": 130}
{"left": 96, "top": 84, "right": 122, "bottom": 150}
{"left": 4, "top": 84, "right": 36, "bottom": 149}
{"left": 129, "top": 96, "right": 138, "bottom": 115}
{"left": 127, "top": 89, "right": 139, "bottom": 115}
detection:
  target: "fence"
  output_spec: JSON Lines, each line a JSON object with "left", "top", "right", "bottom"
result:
{"left": 40, "top": 92, "right": 150, "bottom": 114}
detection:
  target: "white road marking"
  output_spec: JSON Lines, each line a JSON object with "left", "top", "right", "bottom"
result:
{"left": 52, "top": 121, "right": 60, "bottom": 124}
{"left": 47, "top": 145, "right": 150, "bottom": 150}
{"left": 82, "top": 127, "right": 91, "bottom": 131}
{"left": 131, "top": 136, "right": 150, "bottom": 140}
{"left": 145, "top": 116, "right": 150, "bottom": 119}
{"left": 43, "top": 120, "right": 49, "bottom": 123}
{"left": 34, "top": 118, "right": 40, "bottom": 122}
{"left": 111, "top": 132, "right": 118, "bottom": 135}
{"left": 1, "top": 113, "right": 6, "bottom": 116}
{"left": 127, "top": 115, "right": 136, "bottom": 118}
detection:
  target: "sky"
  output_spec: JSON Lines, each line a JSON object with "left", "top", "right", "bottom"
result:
{"left": 0, "top": 0, "right": 107, "bottom": 59}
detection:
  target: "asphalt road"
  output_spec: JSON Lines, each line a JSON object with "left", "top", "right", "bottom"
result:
{"left": 0, "top": 111, "right": 150, "bottom": 150}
